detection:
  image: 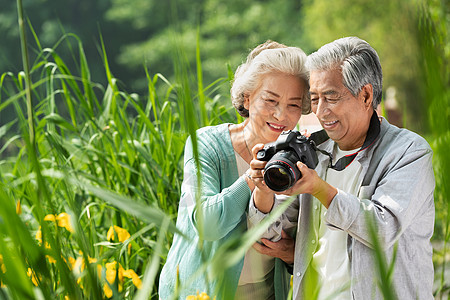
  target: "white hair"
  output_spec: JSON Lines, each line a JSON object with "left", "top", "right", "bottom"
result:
{"left": 306, "top": 36, "right": 383, "bottom": 108}
{"left": 231, "top": 41, "right": 310, "bottom": 117}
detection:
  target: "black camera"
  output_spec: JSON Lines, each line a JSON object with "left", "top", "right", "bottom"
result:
{"left": 256, "top": 130, "right": 319, "bottom": 192}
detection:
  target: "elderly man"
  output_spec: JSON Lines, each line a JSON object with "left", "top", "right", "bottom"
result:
{"left": 248, "top": 37, "right": 435, "bottom": 299}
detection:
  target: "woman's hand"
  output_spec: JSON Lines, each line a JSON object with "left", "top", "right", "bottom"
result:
{"left": 246, "top": 144, "right": 276, "bottom": 213}
{"left": 247, "top": 144, "right": 271, "bottom": 192}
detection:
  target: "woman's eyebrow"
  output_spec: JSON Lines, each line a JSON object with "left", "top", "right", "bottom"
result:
{"left": 264, "top": 90, "right": 302, "bottom": 101}
{"left": 264, "top": 90, "right": 280, "bottom": 97}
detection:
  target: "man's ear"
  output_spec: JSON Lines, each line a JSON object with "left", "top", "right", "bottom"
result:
{"left": 360, "top": 84, "right": 374, "bottom": 110}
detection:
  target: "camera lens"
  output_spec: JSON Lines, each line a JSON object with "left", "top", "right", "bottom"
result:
{"left": 263, "top": 150, "right": 301, "bottom": 192}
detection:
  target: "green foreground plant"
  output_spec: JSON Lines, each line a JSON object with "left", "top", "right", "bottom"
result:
{"left": 0, "top": 2, "right": 235, "bottom": 298}
{"left": 0, "top": 0, "right": 448, "bottom": 299}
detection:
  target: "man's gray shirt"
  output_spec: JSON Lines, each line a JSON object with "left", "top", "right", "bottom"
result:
{"left": 249, "top": 117, "right": 435, "bottom": 299}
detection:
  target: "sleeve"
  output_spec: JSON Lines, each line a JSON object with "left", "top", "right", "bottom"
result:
{"left": 325, "top": 143, "right": 435, "bottom": 249}
{"left": 180, "top": 135, "right": 252, "bottom": 241}
{"left": 247, "top": 193, "right": 299, "bottom": 242}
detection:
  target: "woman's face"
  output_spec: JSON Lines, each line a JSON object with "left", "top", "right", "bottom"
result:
{"left": 244, "top": 73, "right": 305, "bottom": 144}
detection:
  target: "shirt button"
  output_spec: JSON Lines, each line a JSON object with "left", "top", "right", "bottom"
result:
{"left": 311, "top": 240, "right": 316, "bottom": 244}
{"left": 296, "top": 272, "right": 301, "bottom": 277}
{"left": 314, "top": 205, "right": 318, "bottom": 210}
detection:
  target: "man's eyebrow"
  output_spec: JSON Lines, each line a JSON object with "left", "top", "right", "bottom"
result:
{"left": 323, "top": 90, "right": 339, "bottom": 95}
{"left": 309, "top": 90, "right": 338, "bottom": 96}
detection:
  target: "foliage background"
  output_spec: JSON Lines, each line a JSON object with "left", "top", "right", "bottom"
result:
{"left": 0, "top": 0, "right": 448, "bottom": 299}
{"left": 0, "top": 0, "right": 446, "bottom": 131}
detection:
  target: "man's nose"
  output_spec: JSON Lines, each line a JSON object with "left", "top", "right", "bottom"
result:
{"left": 314, "top": 99, "right": 330, "bottom": 117}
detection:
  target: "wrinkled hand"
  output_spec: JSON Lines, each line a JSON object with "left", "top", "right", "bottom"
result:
{"left": 252, "top": 230, "right": 295, "bottom": 264}
{"left": 282, "top": 161, "right": 337, "bottom": 208}
{"left": 282, "top": 161, "right": 321, "bottom": 196}
{"left": 247, "top": 144, "right": 276, "bottom": 213}
{"left": 247, "top": 144, "right": 272, "bottom": 193}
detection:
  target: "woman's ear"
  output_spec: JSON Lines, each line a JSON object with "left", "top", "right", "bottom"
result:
{"left": 360, "top": 84, "right": 374, "bottom": 110}
{"left": 243, "top": 94, "right": 250, "bottom": 110}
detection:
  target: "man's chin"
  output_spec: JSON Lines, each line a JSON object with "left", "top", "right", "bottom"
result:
{"left": 324, "top": 131, "right": 341, "bottom": 142}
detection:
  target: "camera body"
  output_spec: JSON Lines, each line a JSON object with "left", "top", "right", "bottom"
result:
{"left": 256, "top": 130, "right": 318, "bottom": 192}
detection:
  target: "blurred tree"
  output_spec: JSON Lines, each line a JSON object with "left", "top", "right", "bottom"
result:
{"left": 301, "top": 0, "right": 427, "bottom": 132}
{"left": 0, "top": 0, "right": 23, "bottom": 73}
{"left": 1, "top": 0, "right": 443, "bottom": 133}
{"left": 104, "top": 0, "right": 309, "bottom": 92}
{"left": 0, "top": 0, "right": 112, "bottom": 78}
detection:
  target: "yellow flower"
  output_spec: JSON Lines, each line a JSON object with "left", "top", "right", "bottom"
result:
{"left": 46, "top": 255, "right": 56, "bottom": 264}
{"left": 0, "top": 255, "right": 5, "bottom": 273}
{"left": 44, "top": 212, "right": 74, "bottom": 233}
{"left": 103, "top": 283, "right": 113, "bottom": 298}
{"left": 107, "top": 225, "right": 132, "bottom": 253}
{"left": 122, "top": 269, "right": 142, "bottom": 289}
{"left": 70, "top": 253, "right": 97, "bottom": 274}
{"left": 104, "top": 261, "right": 124, "bottom": 296}
{"left": 186, "top": 292, "right": 213, "bottom": 300}
{"left": 16, "top": 199, "right": 22, "bottom": 215}
{"left": 35, "top": 227, "right": 51, "bottom": 249}
{"left": 102, "top": 262, "right": 142, "bottom": 297}
{"left": 199, "top": 293, "right": 212, "bottom": 300}
{"left": 56, "top": 213, "right": 74, "bottom": 232}
{"left": 68, "top": 253, "right": 99, "bottom": 290}
{"left": 107, "top": 262, "right": 124, "bottom": 285}
{"left": 35, "top": 227, "right": 42, "bottom": 243}
{"left": 27, "top": 268, "right": 40, "bottom": 286}
{"left": 44, "top": 214, "right": 56, "bottom": 222}
{"left": 97, "top": 264, "right": 102, "bottom": 279}
{"left": 106, "top": 226, "right": 130, "bottom": 242}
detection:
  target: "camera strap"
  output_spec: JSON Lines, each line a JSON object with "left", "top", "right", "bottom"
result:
{"left": 309, "top": 111, "right": 380, "bottom": 171}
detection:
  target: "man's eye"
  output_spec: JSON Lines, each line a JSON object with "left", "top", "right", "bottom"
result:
{"left": 326, "top": 98, "right": 339, "bottom": 103}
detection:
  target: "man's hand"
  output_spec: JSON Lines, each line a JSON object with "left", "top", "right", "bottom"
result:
{"left": 282, "top": 161, "right": 337, "bottom": 208}
{"left": 252, "top": 230, "right": 295, "bottom": 264}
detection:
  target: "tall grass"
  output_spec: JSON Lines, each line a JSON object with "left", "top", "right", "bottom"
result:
{"left": 0, "top": 2, "right": 236, "bottom": 299}
{"left": 0, "top": 14, "right": 294, "bottom": 298}
{"left": 418, "top": 1, "right": 450, "bottom": 298}
{"left": 0, "top": 1, "right": 448, "bottom": 299}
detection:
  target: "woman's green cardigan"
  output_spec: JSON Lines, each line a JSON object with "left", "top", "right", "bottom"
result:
{"left": 159, "top": 124, "right": 290, "bottom": 300}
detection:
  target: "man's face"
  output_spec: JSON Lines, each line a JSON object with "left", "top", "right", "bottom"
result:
{"left": 309, "top": 68, "right": 373, "bottom": 151}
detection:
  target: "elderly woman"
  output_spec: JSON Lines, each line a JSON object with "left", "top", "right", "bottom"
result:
{"left": 159, "top": 41, "right": 310, "bottom": 300}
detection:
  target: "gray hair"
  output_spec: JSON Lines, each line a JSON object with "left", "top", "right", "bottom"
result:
{"left": 306, "top": 37, "right": 383, "bottom": 109}
{"left": 231, "top": 41, "right": 310, "bottom": 117}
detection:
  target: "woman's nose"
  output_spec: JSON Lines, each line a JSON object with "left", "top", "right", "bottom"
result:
{"left": 272, "top": 105, "right": 286, "bottom": 121}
